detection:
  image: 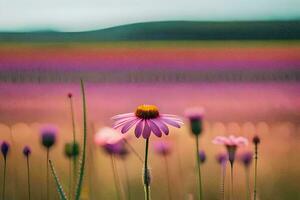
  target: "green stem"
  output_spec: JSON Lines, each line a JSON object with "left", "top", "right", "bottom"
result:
{"left": 245, "top": 167, "right": 250, "bottom": 200}
{"left": 163, "top": 155, "right": 172, "bottom": 200}
{"left": 2, "top": 159, "right": 6, "bottom": 200}
{"left": 195, "top": 136, "right": 203, "bottom": 200}
{"left": 220, "top": 164, "right": 225, "bottom": 200}
{"left": 68, "top": 159, "right": 72, "bottom": 200}
{"left": 74, "top": 79, "right": 87, "bottom": 200}
{"left": 143, "top": 138, "right": 151, "bottom": 200}
{"left": 230, "top": 163, "right": 234, "bottom": 200}
{"left": 122, "top": 160, "right": 131, "bottom": 200}
{"left": 46, "top": 148, "right": 49, "bottom": 200}
{"left": 27, "top": 157, "right": 31, "bottom": 200}
{"left": 69, "top": 93, "right": 78, "bottom": 197}
{"left": 254, "top": 144, "right": 258, "bottom": 200}
{"left": 110, "top": 155, "right": 121, "bottom": 200}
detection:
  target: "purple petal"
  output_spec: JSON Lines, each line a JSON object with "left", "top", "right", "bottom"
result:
{"left": 113, "top": 117, "right": 136, "bottom": 127}
{"left": 121, "top": 118, "right": 139, "bottom": 134}
{"left": 135, "top": 120, "right": 144, "bottom": 138}
{"left": 162, "top": 117, "right": 184, "bottom": 124}
{"left": 161, "top": 117, "right": 181, "bottom": 128}
{"left": 142, "top": 121, "right": 151, "bottom": 139}
{"left": 148, "top": 120, "right": 162, "bottom": 137}
{"left": 151, "top": 119, "right": 169, "bottom": 135}
{"left": 112, "top": 113, "right": 134, "bottom": 120}
{"left": 113, "top": 118, "right": 133, "bottom": 129}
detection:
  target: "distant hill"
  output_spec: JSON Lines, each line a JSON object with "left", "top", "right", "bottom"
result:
{"left": 1, "top": 21, "right": 300, "bottom": 42}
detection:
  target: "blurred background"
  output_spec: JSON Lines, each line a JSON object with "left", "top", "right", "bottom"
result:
{"left": 0, "top": 0, "right": 300, "bottom": 199}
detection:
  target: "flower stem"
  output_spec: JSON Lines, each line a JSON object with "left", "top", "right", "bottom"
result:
{"left": 27, "top": 156, "right": 31, "bottom": 200}
{"left": 46, "top": 148, "right": 49, "bottom": 200}
{"left": 68, "top": 159, "right": 72, "bottom": 200}
{"left": 195, "top": 136, "right": 203, "bottom": 200}
{"left": 2, "top": 159, "right": 6, "bottom": 200}
{"left": 163, "top": 155, "right": 172, "bottom": 200}
{"left": 220, "top": 164, "right": 225, "bottom": 200}
{"left": 254, "top": 144, "right": 258, "bottom": 200}
{"left": 110, "top": 155, "right": 121, "bottom": 200}
{"left": 245, "top": 167, "right": 250, "bottom": 200}
{"left": 230, "top": 163, "right": 234, "bottom": 200}
{"left": 122, "top": 160, "right": 131, "bottom": 200}
{"left": 69, "top": 93, "right": 78, "bottom": 196}
{"left": 143, "top": 138, "right": 151, "bottom": 200}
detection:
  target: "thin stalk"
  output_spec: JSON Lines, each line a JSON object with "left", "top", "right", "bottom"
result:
{"left": 46, "top": 148, "right": 50, "bottom": 200}
{"left": 163, "top": 155, "right": 172, "bottom": 200}
{"left": 175, "top": 136, "right": 184, "bottom": 199}
{"left": 110, "top": 155, "right": 121, "bottom": 200}
{"left": 124, "top": 139, "right": 143, "bottom": 164}
{"left": 69, "top": 94, "right": 78, "bottom": 196}
{"left": 2, "top": 159, "right": 6, "bottom": 200}
{"left": 122, "top": 160, "right": 131, "bottom": 200}
{"left": 27, "top": 157, "right": 31, "bottom": 200}
{"left": 68, "top": 159, "right": 72, "bottom": 200}
{"left": 195, "top": 136, "right": 203, "bottom": 200}
{"left": 74, "top": 79, "right": 87, "bottom": 200}
{"left": 143, "top": 138, "right": 151, "bottom": 200}
{"left": 230, "top": 163, "right": 234, "bottom": 200}
{"left": 245, "top": 167, "right": 250, "bottom": 200}
{"left": 220, "top": 164, "right": 225, "bottom": 200}
{"left": 254, "top": 144, "right": 258, "bottom": 200}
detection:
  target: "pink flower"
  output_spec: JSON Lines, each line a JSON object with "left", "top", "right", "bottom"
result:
{"left": 94, "top": 127, "right": 126, "bottom": 146}
{"left": 213, "top": 135, "right": 248, "bottom": 164}
{"left": 112, "top": 105, "right": 183, "bottom": 139}
{"left": 212, "top": 135, "right": 248, "bottom": 147}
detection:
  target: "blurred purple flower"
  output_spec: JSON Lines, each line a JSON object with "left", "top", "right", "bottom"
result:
{"left": 153, "top": 141, "right": 172, "bottom": 156}
{"left": 239, "top": 151, "right": 253, "bottom": 167}
{"left": 40, "top": 125, "right": 58, "bottom": 149}
{"left": 1, "top": 141, "right": 10, "bottom": 159}
{"left": 112, "top": 105, "right": 183, "bottom": 139}
{"left": 198, "top": 150, "right": 206, "bottom": 164}
{"left": 216, "top": 153, "right": 228, "bottom": 165}
{"left": 23, "top": 146, "right": 31, "bottom": 157}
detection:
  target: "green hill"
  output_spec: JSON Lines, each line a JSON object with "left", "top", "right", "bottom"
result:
{"left": 1, "top": 21, "right": 300, "bottom": 42}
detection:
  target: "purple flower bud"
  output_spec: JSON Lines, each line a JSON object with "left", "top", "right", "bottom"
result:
{"left": 23, "top": 146, "right": 31, "bottom": 157}
{"left": 216, "top": 153, "right": 228, "bottom": 165}
{"left": 198, "top": 150, "right": 206, "bottom": 164}
{"left": 239, "top": 152, "right": 253, "bottom": 167}
{"left": 1, "top": 141, "right": 10, "bottom": 159}
{"left": 40, "top": 125, "right": 58, "bottom": 149}
{"left": 68, "top": 93, "right": 73, "bottom": 98}
{"left": 252, "top": 135, "right": 260, "bottom": 145}
{"left": 226, "top": 145, "right": 237, "bottom": 164}
{"left": 185, "top": 108, "right": 205, "bottom": 136}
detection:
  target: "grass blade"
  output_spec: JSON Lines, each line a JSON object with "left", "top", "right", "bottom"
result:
{"left": 49, "top": 160, "right": 68, "bottom": 200}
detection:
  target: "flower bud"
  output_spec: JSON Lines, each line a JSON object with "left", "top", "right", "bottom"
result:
{"left": 1, "top": 141, "right": 9, "bottom": 159}
{"left": 23, "top": 146, "right": 31, "bottom": 157}
{"left": 252, "top": 135, "right": 260, "bottom": 145}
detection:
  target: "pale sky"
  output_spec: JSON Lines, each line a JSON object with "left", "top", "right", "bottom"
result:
{"left": 0, "top": 0, "right": 299, "bottom": 32}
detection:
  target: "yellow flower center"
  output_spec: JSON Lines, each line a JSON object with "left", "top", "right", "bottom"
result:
{"left": 135, "top": 104, "right": 159, "bottom": 119}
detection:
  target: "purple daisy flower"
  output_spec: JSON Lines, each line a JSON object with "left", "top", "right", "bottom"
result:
{"left": 112, "top": 105, "right": 183, "bottom": 139}
{"left": 153, "top": 141, "right": 172, "bottom": 156}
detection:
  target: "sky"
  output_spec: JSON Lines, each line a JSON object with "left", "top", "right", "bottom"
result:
{"left": 0, "top": 0, "right": 300, "bottom": 32}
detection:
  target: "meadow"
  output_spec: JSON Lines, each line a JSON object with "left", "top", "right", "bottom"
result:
{"left": 0, "top": 40, "right": 299, "bottom": 200}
